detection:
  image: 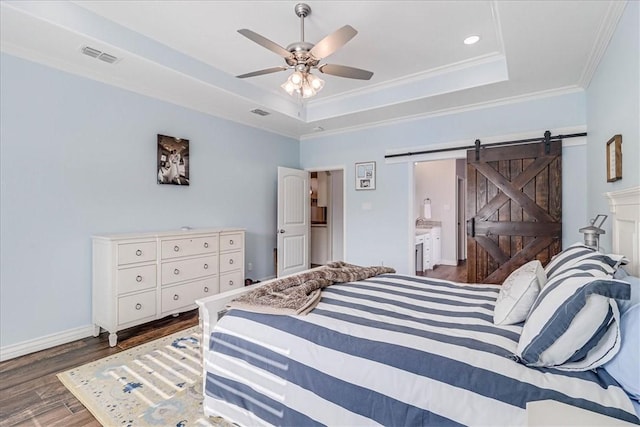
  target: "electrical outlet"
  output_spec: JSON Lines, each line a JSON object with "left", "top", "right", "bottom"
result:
{"left": 248, "top": 262, "right": 253, "bottom": 271}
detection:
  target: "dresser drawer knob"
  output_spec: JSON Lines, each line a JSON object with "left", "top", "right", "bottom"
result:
{"left": 136, "top": 275, "right": 142, "bottom": 282}
{"left": 136, "top": 249, "right": 142, "bottom": 256}
{"left": 228, "top": 280, "right": 234, "bottom": 286}
{"left": 174, "top": 268, "right": 180, "bottom": 275}
{"left": 203, "top": 263, "right": 209, "bottom": 270}
{"left": 229, "top": 239, "right": 234, "bottom": 245}
{"left": 135, "top": 303, "right": 142, "bottom": 310}
{"left": 204, "top": 242, "right": 209, "bottom": 248}
{"left": 174, "top": 245, "right": 180, "bottom": 252}
{"left": 173, "top": 294, "right": 179, "bottom": 301}
{"left": 204, "top": 287, "right": 209, "bottom": 293}
{"left": 229, "top": 259, "right": 234, "bottom": 265}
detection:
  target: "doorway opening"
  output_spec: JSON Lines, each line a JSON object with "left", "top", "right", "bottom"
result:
{"left": 310, "top": 169, "right": 344, "bottom": 268}
{"left": 413, "top": 159, "right": 466, "bottom": 276}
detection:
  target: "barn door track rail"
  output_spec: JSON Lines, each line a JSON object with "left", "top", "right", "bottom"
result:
{"left": 384, "top": 130, "right": 587, "bottom": 160}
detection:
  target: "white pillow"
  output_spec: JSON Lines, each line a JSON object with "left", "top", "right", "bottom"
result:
{"left": 544, "top": 242, "right": 627, "bottom": 280}
{"left": 493, "top": 260, "right": 546, "bottom": 325}
{"left": 516, "top": 274, "right": 630, "bottom": 371}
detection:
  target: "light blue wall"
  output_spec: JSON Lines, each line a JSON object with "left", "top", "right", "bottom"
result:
{"left": 0, "top": 53, "right": 298, "bottom": 347}
{"left": 586, "top": 1, "right": 640, "bottom": 252}
{"left": 301, "top": 92, "right": 587, "bottom": 274}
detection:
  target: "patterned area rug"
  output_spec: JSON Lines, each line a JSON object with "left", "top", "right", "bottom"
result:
{"left": 57, "top": 327, "right": 233, "bottom": 427}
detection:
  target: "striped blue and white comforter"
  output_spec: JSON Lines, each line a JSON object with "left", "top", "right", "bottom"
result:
{"left": 203, "top": 274, "right": 639, "bottom": 426}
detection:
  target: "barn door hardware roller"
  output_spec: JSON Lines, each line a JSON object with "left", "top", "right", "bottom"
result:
{"left": 544, "top": 130, "right": 551, "bottom": 155}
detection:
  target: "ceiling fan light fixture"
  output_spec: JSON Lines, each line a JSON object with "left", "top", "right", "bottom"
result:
{"left": 281, "top": 71, "right": 324, "bottom": 98}
{"left": 290, "top": 71, "right": 303, "bottom": 85}
{"left": 308, "top": 73, "right": 324, "bottom": 91}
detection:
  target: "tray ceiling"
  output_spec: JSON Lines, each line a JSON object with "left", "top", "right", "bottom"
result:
{"left": 0, "top": 1, "right": 625, "bottom": 139}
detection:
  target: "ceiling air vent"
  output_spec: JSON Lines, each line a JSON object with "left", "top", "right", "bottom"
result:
{"left": 80, "top": 46, "right": 120, "bottom": 64}
{"left": 81, "top": 46, "right": 101, "bottom": 58}
{"left": 98, "top": 53, "right": 118, "bottom": 64}
{"left": 250, "top": 109, "right": 270, "bottom": 117}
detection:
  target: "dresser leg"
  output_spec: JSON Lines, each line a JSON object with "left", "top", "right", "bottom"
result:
{"left": 92, "top": 325, "right": 101, "bottom": 337}
{"left": 108, "top": 333, "right": 118, "bottom": 347}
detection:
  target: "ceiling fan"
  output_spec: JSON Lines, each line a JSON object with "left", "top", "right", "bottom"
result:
{"left": 236, "top": 3, "right": 374, "bottom": 98}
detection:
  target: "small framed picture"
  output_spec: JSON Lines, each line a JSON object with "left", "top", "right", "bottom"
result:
{"left": 157, "top": 134, "right": 190, "bottom": 186}
{"left": 606, "top": 134, "right": 622, "bottom": 182}
{"left": 355, "top": 161, "right": 376, "bottom": 190}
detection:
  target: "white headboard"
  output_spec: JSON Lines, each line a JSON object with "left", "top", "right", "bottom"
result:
{"left": 606, "top": 186, "right": 640, "bottom": 276}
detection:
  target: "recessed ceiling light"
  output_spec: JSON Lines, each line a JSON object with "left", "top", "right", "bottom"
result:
{"left": 464, "top": 35, "right": 480, "bottom": 45}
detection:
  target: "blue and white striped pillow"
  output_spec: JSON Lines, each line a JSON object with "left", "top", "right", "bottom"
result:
{"left": 544, "top": 242, "right": 627, "bottom": 280}
{"left": 516, "top": 274, "right": 630, "bottom": 371}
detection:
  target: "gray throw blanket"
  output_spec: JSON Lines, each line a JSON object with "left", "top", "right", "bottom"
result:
{"left": 228, "top": 261, "right": 395, "bottom": 315}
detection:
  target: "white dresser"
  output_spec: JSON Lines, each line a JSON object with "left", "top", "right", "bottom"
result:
{"left": 92, "top": 228, "right": 244, "bottom": 346}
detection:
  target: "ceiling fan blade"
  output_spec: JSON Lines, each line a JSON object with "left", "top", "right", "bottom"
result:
{"left": 309, "top": 25, "right": 358, "bottom": 60}
{"left": 236, "top": 66, "right": 289, "bottom": 79}
{"left": 318, "top": 64, "right": 374, "bottom": 80}
{"left": 238, "top": 29, "right": 293, "bottom": 59}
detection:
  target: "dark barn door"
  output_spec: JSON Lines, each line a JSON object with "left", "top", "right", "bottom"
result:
{"left": 466, "top": 141, "right": 562, "bottom": 284}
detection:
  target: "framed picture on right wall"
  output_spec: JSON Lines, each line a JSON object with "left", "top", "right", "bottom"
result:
{"left": 355, "top": 161, "right": 376, "bottom": 190}
{"left": 606, "top": 134, "right": 622, "bottom": 182}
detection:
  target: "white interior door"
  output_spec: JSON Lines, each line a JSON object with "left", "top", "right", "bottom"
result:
{"left": 277, "top": 167, "right": 310, "bottom": 277}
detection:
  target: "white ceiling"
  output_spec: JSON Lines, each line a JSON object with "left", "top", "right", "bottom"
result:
{"left": 0, "top": 1, "right": 626, "bottom": 139}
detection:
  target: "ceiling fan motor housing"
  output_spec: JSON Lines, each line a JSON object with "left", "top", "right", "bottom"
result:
{"left": 285, "top": 41, "right": 318, "bottom": 68}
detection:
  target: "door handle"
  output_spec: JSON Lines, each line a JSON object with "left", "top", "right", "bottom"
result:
{"left": 278, "top": 229, "right": 285, "bottom": 234}
{"left": 467, "top": 218, "right": 476, "bottom": 237}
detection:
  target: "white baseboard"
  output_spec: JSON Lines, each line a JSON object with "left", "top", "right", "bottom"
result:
{"left": 440, "top": 259, "right": 459, "bottom": 267}
{"left": 0, "top": 324, "right": 95, "bottom": 362}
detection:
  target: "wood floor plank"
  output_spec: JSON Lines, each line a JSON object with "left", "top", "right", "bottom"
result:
{"left": 418, "top": 261, "right": 468, "bottom": 282}
{"left": 0, "top": 309, "right": 199, "bottom": 427}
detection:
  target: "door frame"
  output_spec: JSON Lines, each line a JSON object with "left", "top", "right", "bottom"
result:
{"left": 306, "top": 165, "right": 347, "bottom": 263}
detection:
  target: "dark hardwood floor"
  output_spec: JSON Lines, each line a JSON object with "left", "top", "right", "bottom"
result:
{"left": 0, "top": 310, "right": 199, "bottom": 427}
{"left": 417, "top": 260, "right": 468, "bottom": 282}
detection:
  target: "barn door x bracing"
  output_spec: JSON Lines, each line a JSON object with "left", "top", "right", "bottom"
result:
{"left": 467, "top": 141, "right": 562, "bottom": 284}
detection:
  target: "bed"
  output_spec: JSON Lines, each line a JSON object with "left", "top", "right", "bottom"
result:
{"left": 196, "top": 186, "right": 640, "bottom": 426}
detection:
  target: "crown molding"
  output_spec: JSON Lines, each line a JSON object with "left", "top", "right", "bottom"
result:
{"left": 300, "top": 86, "right": 584, "bottom": 141}
{"left": 578, "top": 0, "right": 628, "bottom": 88}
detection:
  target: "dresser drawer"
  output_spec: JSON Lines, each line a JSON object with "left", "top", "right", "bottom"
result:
{"left": 220, "top": 251, "right": 242, "bottom": 273}
{"left": 117, "top": 264, "right": 156, "bottom": 294}
{"left": 161, "top": 277, "right": 219, "bottom": 314}
{"left": 117, "top": 241, "right": 156, "bottom": 265}
{"left": 220, "top": 271, "right": 243, "bottom": 292}
{"left": 118, "top": 290, "right": 156, "bottom": 325}
{"left": 161, "top": 235, "right": 218, "bottom": 260}
{"left": 220, "top": 233, "right": 243, "bottom": 252}
{"left": 161, "top": 254, "right": 218, "bottom": 285}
